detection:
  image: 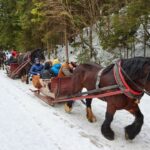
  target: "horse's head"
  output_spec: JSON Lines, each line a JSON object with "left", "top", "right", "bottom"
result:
{"left": 30, "top": 48, "right": 45, "bottom": 63}
{"left": 122, "top": 57, "right": 150, "bottom": 93}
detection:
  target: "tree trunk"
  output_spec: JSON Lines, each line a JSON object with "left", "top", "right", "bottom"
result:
{"left": 81, "top": 31, "right": 84, "bottom": 52}
{"left": 143, "top": 16, "right": 148, "bottom": 57}
{"left": 119, "top": 47, "right": 122, "bottom": 58}
{"left": 144, "top": 29, "right": 146, "bottom": 57}
{"left": 65, "top": 27, "right": 69, "bottom": 62}
{"left": 127, "top": 47, "right": 129, "bottom": 59}
{"left": 123, "top": 47, "right": 126, "bottom": 58}
{"left": 46, "top": 40, "right": 50, "bottom": 59}
{"left": 131, "top": 43, "right": 133, "bottom": 58}
{"left": 89, "top": 25, "right": 93, "bottom": 58}
{"left": 80, "top": 30, "right": 84, "bottom": 52}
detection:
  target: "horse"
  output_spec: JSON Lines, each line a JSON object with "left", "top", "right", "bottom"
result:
{"left": 63, "top": 57, "right": 150, "bottom": 140}
{"left": 17, "top": 48, "right": 45, "bottom": 84}
{"left": 0, "top": 51, "right": 6, "bottom": 70}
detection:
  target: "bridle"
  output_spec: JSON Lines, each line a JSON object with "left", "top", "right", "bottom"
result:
{"left": 120, "top": 62, "right": 150, "bottom": 96}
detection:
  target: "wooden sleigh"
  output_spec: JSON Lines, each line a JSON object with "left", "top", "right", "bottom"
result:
{"left": 7, "top": 59, "right": 30, "bottom": 79}
{"left": 30, "top": 76, "right": 129, "bottom": 106}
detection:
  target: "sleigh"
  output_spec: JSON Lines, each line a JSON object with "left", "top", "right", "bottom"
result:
{"left": 7, "top": 59, "right": 30, "bottom": 79}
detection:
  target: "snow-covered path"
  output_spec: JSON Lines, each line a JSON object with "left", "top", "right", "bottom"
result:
{"left": 0, "top": 70, "right": 150, "bottom": 150}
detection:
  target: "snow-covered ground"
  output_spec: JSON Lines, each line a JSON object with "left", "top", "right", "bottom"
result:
{"left": 0, "top": 69, "right": 150, "bottom": 150}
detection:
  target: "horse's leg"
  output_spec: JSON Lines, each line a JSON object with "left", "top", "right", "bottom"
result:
{"left": 86, "top": 98, "right": 96, "bottom": 122}
{"left": 64, "top": 101, "right": 74, "bottom": 113}
{"left": 26, "top": 74, "right": 29, "bottom": 84}
{"left": 3, "top": 63, "right": 4, "bottom": 70}
{"left": 125, "top": 105, "right": 144, "bottom": 140}
{"left": 101, "top": 104, "right": 116, "bottom": 140}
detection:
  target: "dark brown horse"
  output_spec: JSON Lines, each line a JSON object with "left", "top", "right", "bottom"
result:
{"left": 64, "top": 57, "right": 150, "bottom": 140}
{"left": 17, "top": 48, "right": 45, "bottom": 83}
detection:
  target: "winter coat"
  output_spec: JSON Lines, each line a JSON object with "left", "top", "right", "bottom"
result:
{"left": 29, "top": 63, "right": 44, "bottom": 76}
{"left": 7, "top": 56, "right": 17, "bottom": 65}
{"left": 41, "top": 62, "right": 53, "bottom": 79}
{"left": 51, "top": 63, "right": 61, "bottom": 76}
{"left": 58, "top": 62, "right": 72, "bottom": 78}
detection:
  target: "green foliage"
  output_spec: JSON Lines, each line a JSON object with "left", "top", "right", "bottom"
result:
{"left": 98, "top": 0, "right": 150, "bottom": 56}
{"left": 0, "top": 0, "right": 44, "bottom": 51}
{"left": 0, "top": 0, "right": 149, "bottom": 59}
{"left": 77, "top": 48, "right": 91, "bottom": 63}
{"left": 31, "top": 1, "right": 45, "bottom": 23}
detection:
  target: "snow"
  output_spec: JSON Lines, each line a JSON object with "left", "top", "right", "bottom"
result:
{"left": 1, "top": 70, "right": 150, "bottom": 150}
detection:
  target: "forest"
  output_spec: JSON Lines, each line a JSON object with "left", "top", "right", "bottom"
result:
{"left": 0, "top": 0, "right": 150, "bottom": 61}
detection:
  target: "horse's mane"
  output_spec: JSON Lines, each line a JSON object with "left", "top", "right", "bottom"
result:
{"left": 101, "top": 57, "right": 150, "bottom": 80}
{"left": 75, "top": 57, "right": 150, "bottom": 81}
{"left": 103, "top": 64, "right": 114, "bottom": 75}
{"left": 30, "top": 48, "right": 45, "bottom": 63}
{"left": 74, "top": 62, "right": 102, "bottom": 74}
{"left": 80, "top": 62, "right": 102, "bottom": 70}
{"left": 122, "top": 57, "right": 150, "bottom": 80}
{"left": 77, "top": 62, "right": 114, "bottom": 74}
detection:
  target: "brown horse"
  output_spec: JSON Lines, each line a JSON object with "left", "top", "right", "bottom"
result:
{"left": 64, "top": 57, "right": 150, "bottom": 140}
{"left": 17, "top": 48, "right": 45, "bottom": 84}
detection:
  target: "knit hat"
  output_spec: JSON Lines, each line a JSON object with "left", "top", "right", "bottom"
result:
{"left": 44, "top": 62, "right": 50, "bottom": 70}
{"left": 52, "top": 58, "right": 59, "bottom": 65}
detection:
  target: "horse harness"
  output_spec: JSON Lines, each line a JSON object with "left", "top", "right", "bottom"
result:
{"left": 96, "top": 68, "right": 105, "bottom": 89}
{"left": 96, "top": 61, "right": 144, "bottom": 100}
{"left": 113, "top": 61, "right": 144, "bottom": 99}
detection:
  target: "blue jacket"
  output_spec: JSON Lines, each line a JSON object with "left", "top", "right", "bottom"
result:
{"left": 29, "top": 64, "right": 44, "bottom": 76}
{"left": 51, "top": 64, "right": 61, "bottom": 76}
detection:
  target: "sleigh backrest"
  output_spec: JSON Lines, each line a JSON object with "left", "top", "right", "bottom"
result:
{"left": 10, "top": 63, "right": 19, "bottom": 73}
{"left": 51, "top": 76, "right": 73, "bottom": 97}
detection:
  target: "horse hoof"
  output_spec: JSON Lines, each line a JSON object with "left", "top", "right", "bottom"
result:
{"left": 104, "top": 135, "right": 114, "bottom": 141}
{"left": 124, "top": 126, "right": 135, "bottom": 140}
{"left": 101, "top": 126, "right": 115, "bottom": 140}
{"left": 86, "top": 108, "right": 97, "bottom": 123}
{"left": 88, "top": 116, "right": 97, "bottom": 123}
{"left": 64, "top": 103, "right": 72, "bottom": 113}
{"left": 125, "top": 132, "right": 129, "bottom": 140}
{"left": 102, "top": 130, "right": 114, "bottom": 140}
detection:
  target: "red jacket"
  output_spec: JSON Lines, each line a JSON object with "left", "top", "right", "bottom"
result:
{"left": 12, "top": 50, "right": 17, "bottom": 57}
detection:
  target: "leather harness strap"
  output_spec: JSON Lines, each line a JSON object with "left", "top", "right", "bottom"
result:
{"left": 113, "top": 61, "right": 143, "bottom": 99}
{"left": 96, "top": 68, "right": 105, "bottom": 89}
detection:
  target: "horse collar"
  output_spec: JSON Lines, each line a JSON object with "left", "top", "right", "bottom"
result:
{"left": 113, "top": 61, "right": 144, "bottom": 99}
